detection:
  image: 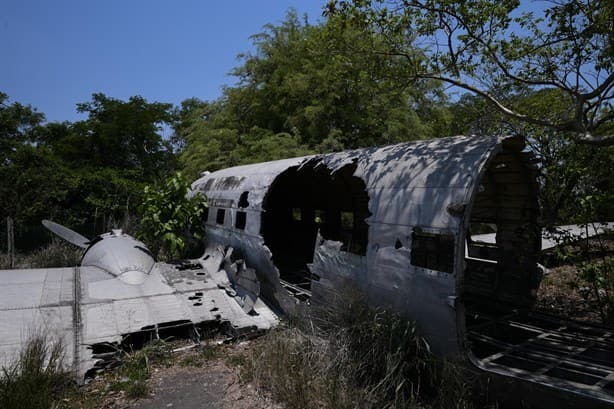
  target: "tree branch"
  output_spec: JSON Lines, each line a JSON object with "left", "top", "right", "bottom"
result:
{"left": 575, "top": 132, "right": 614, "bottom": 146}
{"left": 582, "top": 73, "right": 614, "bottom": 100}
{"left": 416, "top": 72, "right": 560, "bottom": 127}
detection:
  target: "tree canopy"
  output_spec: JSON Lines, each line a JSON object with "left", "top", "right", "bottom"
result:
{"left": 2, "top": 2, "right": 611, "bottom": 246}
{"left": 326, "top": 0, "right": 613, "bottom": 145}
{"left": 177, "top": 11, "right": 454, "bottom": 180}
{"left": 0, "top": 92, "right": 176, "bottom": 236}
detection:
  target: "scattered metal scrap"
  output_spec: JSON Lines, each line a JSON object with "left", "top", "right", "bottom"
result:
{"left": 472, "top": 222, "right": 614, "bottom": 250}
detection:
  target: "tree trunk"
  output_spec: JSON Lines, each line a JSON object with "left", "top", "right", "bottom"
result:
{"left": 6, "top": 216, "right": 14, "bottom": 268}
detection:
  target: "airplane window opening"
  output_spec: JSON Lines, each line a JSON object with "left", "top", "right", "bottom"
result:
{"left": 314, "top": 209, "right": 325, "bottom": 224}
{"left": 216, "top": 209, "right": 225, "bottom": 225}
{"left": 203, "top": 207, "right": 209, "bottom": 223}
{"left": 341, "top": 211, "right": 354, "bottom": 229}
{"left": 235, "top": 211, "right": 247, "bottom": 230}
{"left": 261, "top": 161, "right": 370, "bottom": 293}
{"left": 238, "top": 191, "right": 249, "bottom": 208}
{"left": 292, "top": 208, "right": 302, "bottom": 222}
{"left": 410, "top": 231, "right": 454, "bottom": 272}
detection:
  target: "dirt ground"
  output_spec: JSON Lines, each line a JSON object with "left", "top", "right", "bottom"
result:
{"left": 64, "top": 341, "right": 282, "bottom": 409}
{"left": 535, "top": 264, "right": 604, "bottom": 323}
{"left": 130, "top": 361, "right": 275, "bottom": 409}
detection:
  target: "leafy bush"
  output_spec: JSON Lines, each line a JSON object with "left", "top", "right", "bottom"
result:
{"left": 109, "top": 339, "right": 173, "bottom": 399}
{"left": 23, "top": 239, "right": 83, "bottom": 268}
{"left": 579, "top": 255, "right": 614, "bottom": 325}
{"left": 137, "top": 172, "right": 208, "bottom": 259}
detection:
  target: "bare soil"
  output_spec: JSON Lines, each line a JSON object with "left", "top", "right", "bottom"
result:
{"left": 62, "top": 341, "right": 281, "bottom": 409}
{"left": 130, "top": 360, "right": 274, "bottom": 409}
{"left": 535, "top": 264, "right": 604, "bottom": 323}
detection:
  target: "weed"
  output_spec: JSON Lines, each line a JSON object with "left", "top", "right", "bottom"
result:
{"left": 180, "top": 344, "right": 220, "bottom": 367}
{"left": 545, "top": 225, "right": 614, "bottom": 326}
{"left": 225, "top": 351, "right": 248, "bottom": 368}
{"left": 125, "top": 379, "right": 149, "bottom": 399}
{"left": 108, "top": 339, "right": 173, "bottom": 399}
{"left": 579, "top": 255, "right": 614, "bottom": 324}
{"left": 0, "top": 333, "right": 73, "bottom": 409}
{"left": 247, "top": 288, "right": 477, "bottom": 409}
{"left": 0, "top": 239, "right": 82, "bottom": 269}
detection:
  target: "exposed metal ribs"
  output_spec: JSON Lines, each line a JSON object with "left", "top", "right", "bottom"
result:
{"left": 468, "top": 308, "right": 614, "bottom": 399}
{"left": 280, "top": 279, "right": 312, "bottom": 301}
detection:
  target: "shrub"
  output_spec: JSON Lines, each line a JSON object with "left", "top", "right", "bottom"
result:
{"left": 137, "top": 172, "right": 208, "bottom": 260}
{"left": 0, "top": 239, "right": 82, "bottom": 269}
{"left": 22, "top": 239, "right": 83, "bottom": 268}
{"left": 110, "top": 339, "right": 173, "bottom": 399}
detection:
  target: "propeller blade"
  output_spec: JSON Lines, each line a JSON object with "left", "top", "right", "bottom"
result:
{"left": 42, "top": 220, "right": 90, "bottom": 249}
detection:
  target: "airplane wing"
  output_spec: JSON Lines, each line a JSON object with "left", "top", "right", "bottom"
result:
{"left": 0, "top": 245, "right": 277, "bottom": 381}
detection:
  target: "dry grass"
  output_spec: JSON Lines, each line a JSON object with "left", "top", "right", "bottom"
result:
{"left": 246, "top": 289, "right": 478, "bottom": 409}
{"left": 0, "top": 334, "right": 73, "bottom": 409}
{"left": 0, "top": 239, "right": 82, "bottom": 269}
{"left": 106, "top": 339, "right": 174, "bottom": 399}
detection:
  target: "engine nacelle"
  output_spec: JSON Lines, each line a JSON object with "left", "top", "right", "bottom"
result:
{"left": 81, "top": 229, "right": 155, "bottom": 284}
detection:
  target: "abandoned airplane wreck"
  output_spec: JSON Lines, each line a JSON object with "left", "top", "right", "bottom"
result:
{"left": 0, "top": 134, "right": 613, "bottom": 408}
{"left": 192, "top": 134, "right": 614, "bottom": 408}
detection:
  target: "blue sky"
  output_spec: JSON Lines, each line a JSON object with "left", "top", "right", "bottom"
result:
{"left": 1, "top": 1, "right": 326, "bottom": 122}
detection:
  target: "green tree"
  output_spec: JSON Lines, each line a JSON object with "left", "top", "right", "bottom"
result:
{"left": 326, "top": 0, "right": 613, "bottom": 145}
{"left": 0, "top": 92, "right": 178, "bottom": 241}
{"left": 0, "top": 92, "right": 44, "bottom": 162}
{"left": 44, "top": 93, "right": 178, "bottom": 231}
{"left": 227, "top": 10, "right": 450, "bottom": 148}
{"left": 449, "top": 87, "right": 614, "bottom": 226}
{"left": 74, "top": 93, "right": 176, "bottom": 180}
{"left": 0, "top": 93, "right": 47, "bottom": 222}
{"left": 178, "top": 11, "right": 452, "bottom": 179}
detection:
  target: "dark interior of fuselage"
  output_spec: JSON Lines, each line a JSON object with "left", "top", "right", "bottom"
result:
{"left": 261, "top": 161, "right": 370, "bottom": 295}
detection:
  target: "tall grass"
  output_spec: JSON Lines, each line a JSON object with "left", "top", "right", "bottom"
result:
{"left": 0, "top": 334, "right": 72, "bottom": 409}
{"left": 247, "top": 289, "right": 477, "bottom": 409}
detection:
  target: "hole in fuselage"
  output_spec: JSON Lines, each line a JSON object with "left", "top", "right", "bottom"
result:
{"left": 463, "top": 149, "right": 540, "bottom": 313}
{"left": 261, "top": 160, "right": 370, "bottom": 294}
{"left": 460, "top": 149, "right": 614, "bottom": 399}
